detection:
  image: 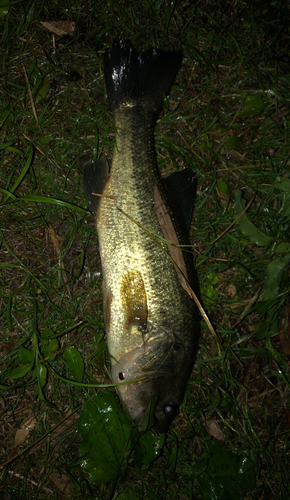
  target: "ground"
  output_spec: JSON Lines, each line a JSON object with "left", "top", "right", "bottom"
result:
{"left": 0, "top": 1, "right": 290, "bottom": 498}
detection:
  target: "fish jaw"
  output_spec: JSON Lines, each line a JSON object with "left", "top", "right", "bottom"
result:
{"left": 111, "top": 338, "right": 193, "bottom": 432}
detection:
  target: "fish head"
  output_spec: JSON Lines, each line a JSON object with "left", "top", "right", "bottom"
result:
{"left": 111, "top": 337, "right": 193, "bottom": 432}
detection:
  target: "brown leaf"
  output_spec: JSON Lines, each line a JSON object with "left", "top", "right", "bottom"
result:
{"left": 49, "top": 472, "right": 71, "bottom": 496}
{"left": 14, "top": 416, "right": 36, "bottom": 447}
{"left": 41, "top": 21, "right": 75, "bottom": 36}
{"left": 277, "top": 331, "right": 290, "bottom": 356}
{"left": 205, "top": 420, "right": 226, "bottom": 441}
{"left": 48, "top": 225, "right": 62, "bottom": 254}
{"left": 225, "top": 284, "right": 236, "bottom": 298}
{"left": 47, "top": 226, "right": 71, "bottom": 298}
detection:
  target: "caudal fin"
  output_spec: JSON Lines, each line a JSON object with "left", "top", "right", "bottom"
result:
{"left": 104, "top": 39, "right": 183, "bottom": 117}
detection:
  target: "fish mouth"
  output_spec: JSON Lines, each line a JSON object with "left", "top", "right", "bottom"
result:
{"left": 111, "top": 344, "right": 157, "bottom": 421}
{"left": 111, "top": 340, "right": 183, "bottom": 430}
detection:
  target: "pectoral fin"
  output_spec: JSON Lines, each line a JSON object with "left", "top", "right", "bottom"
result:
{"left": 83, "top": 157, "right": 109, "bottom": 213}
{"left": 121, "top": 270, "right": 148, "bottom": 333}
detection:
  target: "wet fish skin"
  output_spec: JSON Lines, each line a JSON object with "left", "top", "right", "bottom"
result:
{"left": 83, "top": 39, "right": 200, "bottom": 432}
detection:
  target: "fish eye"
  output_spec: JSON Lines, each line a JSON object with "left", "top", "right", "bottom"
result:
{"left": 164, "top": 402, "right": 178, "bottom": 416}
{"left": 119, "top": 372, "right": 125, "bottom": 380}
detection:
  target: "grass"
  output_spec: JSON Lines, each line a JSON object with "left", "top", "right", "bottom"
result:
{"left": 1, "top": 0, "right": 290, "bottom": 498}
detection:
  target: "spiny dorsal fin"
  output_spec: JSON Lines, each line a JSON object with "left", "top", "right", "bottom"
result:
{"left": 164, "top": 168, "right": 197, "bottom": 233}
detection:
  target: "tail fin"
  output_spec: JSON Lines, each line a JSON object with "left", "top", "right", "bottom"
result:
{"left": 104, "top": 39, "right": 183, "bottom": 117}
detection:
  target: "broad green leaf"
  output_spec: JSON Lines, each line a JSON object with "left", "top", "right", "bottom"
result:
{"left": 6, "top": 365, "right": 31, "bottom": 379}
{"left": 0, "top": 108, "right": 14, "bottom": 127}
{"left": 0, "top": 0, "right": 9, "bottom": 17}
{"left": 202, "top": 284, "right": 218, "bottom": 303}
{"left": 42, "top": 328, "right": 55, "bottom": 338}
{"left": 201, "top": 272, "right": 219, "bottom": 306}
{"left": 64, "top": 346, "right": 84, "bottom": 382}
{"left": 216, "top": 180, "right": 229, "bottom": 196}
{"left": 274, "top": 176, "right": 290, "bottom": 216}
{"left": 262, "top": 256, "right": 290, "bottom": 302}
{"left": 38, "top": 136, "right": 52, "bottom": 146}
{"left": 42, "top": 338, "right": 59, "bottom": 360}
{"left": 274, "top": 242, "right": 290, "bottom": 253}
{"left": 33, "top": 361, "right": 48, "bottom": 401}
{"left": 234, "top": 190, "right": 274, "bottom": 246}
{"left": 198, "top": 142, "right": 213, "bottom": 151}
{"left": 38, "top": 364, "right": 47, "bottom": 389}
{"left": 36, "top": 80, "right": 50, "bottom": 102}
{"left": 18, "top": 345, "right": 34, "bottom": 364}
{"left": 207, "top": 272, "right": 219, "bottom": 284}
{"left": 195, "top": 439, "right": 255, "bottom": 500}
{"left": 224, "top": 135, "right": 239, "bottom": 149}
{"left": 238, "top": 95, "right": 264, "bottom": 118}
{"left": 206, "top": 29, "right": 215, "bottom": 43}
{"left": 274, "top": 176, "right": 290, "bottom": 194}
{"left": 78, "top": 393, "right": 132, "bottom": 483}
{"left": 134, "top": 430, "right": 165, "bottom": 466}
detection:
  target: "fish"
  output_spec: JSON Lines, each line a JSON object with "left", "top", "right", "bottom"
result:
{"left": 83, "top": 39, "right": 200, "bottom": 432}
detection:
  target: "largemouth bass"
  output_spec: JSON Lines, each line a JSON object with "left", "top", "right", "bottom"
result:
{"left": 83, "top": 39, "right": 200, "bottom": 432}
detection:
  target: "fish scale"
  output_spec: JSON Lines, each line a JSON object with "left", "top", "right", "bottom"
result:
{"left": 83, "top": 39, "right": 200, "bottom": 432}
{"left": 100, "top": 106, "right": 188, "bottom": 358}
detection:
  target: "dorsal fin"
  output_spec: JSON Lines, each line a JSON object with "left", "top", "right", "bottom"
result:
{"left": 164, "top": 168, "right": 197, "bottom": 233}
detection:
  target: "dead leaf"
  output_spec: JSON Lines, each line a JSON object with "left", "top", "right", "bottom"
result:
{"left": 14, "top": 416, "right": 37, "bottom": 447}
{"left": 226, "top": 284, "right": 236, "bottom": 298}
{"left": 49, "top": 472, "right": 71, "bottom": 496}
{"left": 205, "top": 420, "right": 226, "bottom": 441}
{"left": 41, "top": 21, "right": 75, "bottom": 36}
{"left": 276, "top": 331, "right": 290, "bottom": 356}
{"left": 48, "top": 226, "right": 71, "bottom": 298}
{"left": 6, "top": 471, "right": 53, "bottom": 494}
{"left": 48, "top": 225, "right": 63, "bottom": 253}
